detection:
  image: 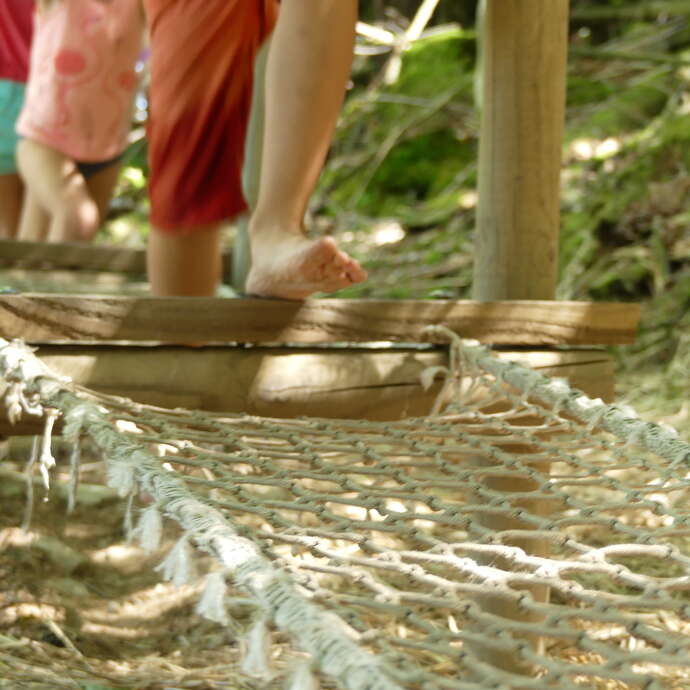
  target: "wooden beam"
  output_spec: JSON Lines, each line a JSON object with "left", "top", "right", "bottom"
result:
{"left": 473, "top": 0, "right": 569, "bottom": 300}
{"left": 0, "top": 294, "right": 639, "bottom": 346}
{"left": 0, "top": 269, "right": 148, "bottom": 295}
{"left": 471, "top": 1, "right": 570, "bottom": 676}
{"left": 0, "top": 346, "right": 615, "bottom": 435}
{"left": 0, "top": 239, "right": 232, "bottom": 278}
{"left": 0, "top": 238, "right": 148, "bottom": 274}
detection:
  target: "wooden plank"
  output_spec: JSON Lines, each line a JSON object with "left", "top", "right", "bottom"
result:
{"left": 473, "top": 0, "right": 569, "bottom": 301}
{"left": 0, "top": 346, "right": 614, "bottom": 436}
{"left": 0, "top": 239, "right": 232, "bottom": 277}
{"left": 0, "top": 269, "right": 148, "bottom": 295}
{"left": 33, "top": 345, "right": 448, "bottom": 419}
{"left": 0, "top": 294, "right": 640, "bottom": 345}
{"left": 0, "top": 238, "right": 148, "bottom": 274}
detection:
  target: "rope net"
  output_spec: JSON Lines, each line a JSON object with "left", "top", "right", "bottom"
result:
{"left": 1, "top": 330, "right": 689, "bottom": 690}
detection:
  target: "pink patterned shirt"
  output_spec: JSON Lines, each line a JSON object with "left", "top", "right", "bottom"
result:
{"left": 17, "top": 0, "right": 145, "bottom": 162}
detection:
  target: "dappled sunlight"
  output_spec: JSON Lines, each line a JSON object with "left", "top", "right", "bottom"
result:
{"left": 89, "top": 543, "right": 151, "bottom": 575}
{"left": 373, "top": 219, "right": 406, "bottom": 245}
{"left": 458, "top": 189, "right": 477, "bottom": 209}
{"left": 568, "top": 136, "right": 622, "bottom": 161}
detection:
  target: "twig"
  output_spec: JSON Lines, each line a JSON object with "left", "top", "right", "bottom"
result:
{"left": 0, "top": 634, "right": 29, "bottom": 649}
{"left": 571, "top": 1, "right": 690, "bottom": 21}
{"left": 374, "top": 0, "right": 443, "bottom": 87}
{"left": 350, "top": 87, "right": 460, "bottom": 206}
{"left": 570, "top": 45, "right": 690, "bottom": 66}
{"left": 356, "top": 21, "right": 395, "bottom": 46}
{"left": 43, "top": 620, "right": 83, "bottom": 659}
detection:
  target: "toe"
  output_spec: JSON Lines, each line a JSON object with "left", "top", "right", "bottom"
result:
{"left": 344, "top": 258, "right": 367, "bottom": 283}
{"left": 308, "top": 236, "right": 339, "bottom": 264}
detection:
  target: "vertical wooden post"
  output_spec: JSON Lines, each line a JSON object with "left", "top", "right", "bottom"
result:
{"left": 468, "top": 457, "right": 553, "bottom": 678}
{"left": 467, "top": 0, "right": 569, "bottom": 681}
{"left": 231, "top": 40, "right": 270, "bottom": 294}
{"left": 472, "top": 0, "right": 569, "bottom": 301}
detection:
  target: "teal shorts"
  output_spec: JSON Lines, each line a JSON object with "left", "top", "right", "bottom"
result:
{"left": 0, "top": 80, "right": 26, "bottom": 175}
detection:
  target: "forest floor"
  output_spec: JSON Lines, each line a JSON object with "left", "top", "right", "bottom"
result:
{"left": 0, "top": 441, "right": 298, "bottom": 690}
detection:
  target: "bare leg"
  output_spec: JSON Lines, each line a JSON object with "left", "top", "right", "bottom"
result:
{"left": 147, "top": 224, "right": 222, "bottom": 297}
{"left": 86, "top": 160, "right": 122, "bottom": 224}
{"left": 15, "top": 164, "right": 119, "bottom": 243}
{"left": 0, "top": 173, "right": 23, "bottom": 239}
{"left": 246, "top": 0, "right": 367, "bottom": 299}
{"left": 16, "top": 190, "right": 49, "bottom": 242}
{"left": 16, "top": 138, "right": 99, "bottom": 243}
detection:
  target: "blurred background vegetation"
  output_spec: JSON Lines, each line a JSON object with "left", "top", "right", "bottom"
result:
{"left": 105, "top": 0, "right": 690, "bottom": 428}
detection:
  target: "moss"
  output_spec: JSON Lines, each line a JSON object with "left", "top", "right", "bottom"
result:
{"left": 359, "top": 131, "right": 475, "bottom": 215}
{"left": 394, "top": 27, "right": 473, "bottom": 97}
{"left": 324, "top": 27, "right": 476, "bottom": 221}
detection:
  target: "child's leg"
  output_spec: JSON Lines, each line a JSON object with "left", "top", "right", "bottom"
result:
{"left": 144, "top": 0, "right": 277, "bottom": 297}
{"left": 0, "top": 174, "right": 23, "bottom": 238}
{"left": 15, "top": 189, "right": 49, "bottom": 242}
{"left": 85, "top": 160, "right": 122, "bottom": 225}
{"left": 245, "top": 0, "right": 367, "bottom": 299}
{"left": 147, "top": 225, "right": 222, "bottom": 296}
{"left": 16, "top": 138, "right": 99, "bottom": 243}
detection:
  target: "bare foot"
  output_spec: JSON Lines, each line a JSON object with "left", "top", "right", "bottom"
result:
{"left": 246, "top": 231, "right": 367, "bottom": 299}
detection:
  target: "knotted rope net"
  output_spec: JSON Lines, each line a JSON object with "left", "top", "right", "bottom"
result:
{"left": 1, "top": 330, "right": 689, "bottom": 689}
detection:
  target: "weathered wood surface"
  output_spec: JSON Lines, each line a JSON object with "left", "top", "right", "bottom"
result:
{"left": 0, "top": 294, "right": 640, "bottom": 345}
{"left": 473, "top": 0, "right": 569, "bottom": 301}
{"left": 0, "top": 238, "right": 148, "bottom": 274}
{"left": 0, "top": 346, "right": 614, "bottom": 435}
{"left": 0, "top": 239, "right": 232, "bottom": 277}
{"left": 0, "top": 269, "right": 149, "bottom": 295}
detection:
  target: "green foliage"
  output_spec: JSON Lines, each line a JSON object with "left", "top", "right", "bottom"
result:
{"left": 319, "top": 26, "right": 476, "bottom": 225}
{"left": 567, "top": 75, "right": 613, "bottom": 109}
{"left": 396, "top": 28, "right": 473, "bottom": 94}
{"left": 569, "top": 77, "right": 670, "bottom": 138}
{"left": 359, "top": 131, "right": 474, "bottom": 217}
{"left": 560, "top": 103, "right": 690, "bottom": 303}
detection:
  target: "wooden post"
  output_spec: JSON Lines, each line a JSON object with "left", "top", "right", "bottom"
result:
{"left": 468, "top": 0, "right": 570, "bottom": 680}
{"left": 231, "top": 40, "right": 270, "bottom": 294}
{"left": 473, "top": 0, "right": 569, "bottom": 301}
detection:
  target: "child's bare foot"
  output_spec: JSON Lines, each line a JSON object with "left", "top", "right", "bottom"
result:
{"left": 245, "top": 231, "right": 367, "bottom": 299}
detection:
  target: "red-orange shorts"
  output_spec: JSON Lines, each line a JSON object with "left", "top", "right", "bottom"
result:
{"left": 145, "top": 0, "right": 278, "bottom": 232}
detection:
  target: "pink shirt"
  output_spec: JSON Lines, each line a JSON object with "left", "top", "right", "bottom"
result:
{"left": 0, "top": 0, "right": 34, "bottom": 83}
{"left": 17, "top": 0, "right": 144, "bottom": 162}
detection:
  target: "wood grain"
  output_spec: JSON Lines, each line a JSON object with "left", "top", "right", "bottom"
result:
{"left": 0, "top": 346, "right": 614, "bottom": 435}
{"left": 474, "top": 0, "right": 569, "bottom": 301}
{"left": 0, "top": 294, "right": 640, "bottom": 345}
{"left": 0, "top": 238, "right": 232, "bottom": 277}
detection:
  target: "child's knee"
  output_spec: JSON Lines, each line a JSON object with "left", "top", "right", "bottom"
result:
{"left": 54, "top": 194, "right": 99, "bottom": 240}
